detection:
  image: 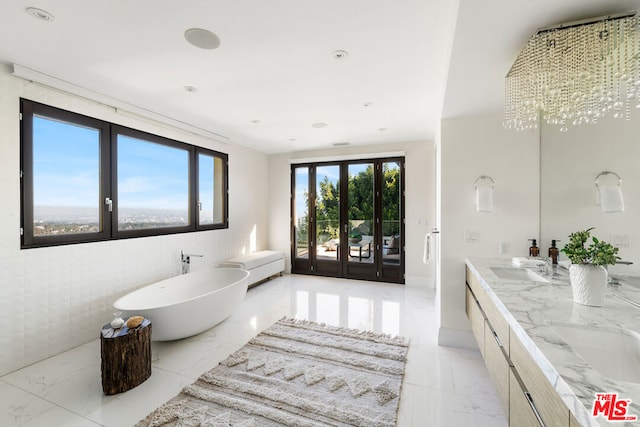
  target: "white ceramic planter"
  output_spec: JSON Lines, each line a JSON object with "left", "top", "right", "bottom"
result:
{"left": 569, "top": 264, "right": 607, "bottom": 306}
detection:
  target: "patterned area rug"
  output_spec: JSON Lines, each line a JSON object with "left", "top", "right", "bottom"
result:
{"left": 136, "top": 317, "right": 409, "bottom": 427}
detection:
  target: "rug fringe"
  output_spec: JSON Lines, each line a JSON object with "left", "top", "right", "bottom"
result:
{"left": 277, "top": 316, "right": 409, "bottom": 347}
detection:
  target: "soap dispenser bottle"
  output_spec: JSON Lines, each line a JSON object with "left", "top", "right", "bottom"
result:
{"left": 548, "top": 240, "right": 560, "bottom": 264}
{"left": 529, "top": 239, "right": 539, "bottom": 257}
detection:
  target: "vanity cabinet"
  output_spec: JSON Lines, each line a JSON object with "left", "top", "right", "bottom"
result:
{"left": 510, "top": 368, "right": 545, "bottom": 427}
{"left": 466, "top": 267, "right": 509, "bottom": 349}
{"left": 466, "top": 265, "right": 574, "bottom": 427}
{"left": 510, "top": 330, "right": 570, "bottom": 426}
{"left": 570, "top": 413, "right": 581, "bottom": 427}
{"left": 465, "top": 286, "right": 485, "bottom": 356}
{"left": 485, "top": 320, "right": 510, "bottom": 415}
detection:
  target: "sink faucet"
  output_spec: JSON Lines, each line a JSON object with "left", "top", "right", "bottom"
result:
{"left": 536, "top": 257, "right": 552, "bottom": 275}
{"left": 181, "top": 251, "right": 203, "bottom": 274}
{"left": 608, "top": 260, "right": 633, "bottom": 286}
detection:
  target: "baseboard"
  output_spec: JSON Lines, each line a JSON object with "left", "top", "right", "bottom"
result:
{"left": 405, "top": 275, "right": 434, "bottom": 288}
{"left": 437, "top": 326, "right": 478, "bottom": 349}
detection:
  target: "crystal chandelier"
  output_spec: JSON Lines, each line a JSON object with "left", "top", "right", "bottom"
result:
{"left": 504, "top": 12, "right": 640, "bottom": 132}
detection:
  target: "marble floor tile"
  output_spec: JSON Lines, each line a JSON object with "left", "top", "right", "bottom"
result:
{"left": 0, "top": 380, "right": 56, "bottom": 426}
{"left": 2, "top": 345, "right": 115, "bottom": 417}
{"left": 3, "top": 345, "right": 100, "bottom": 396}
{"left": 403, "top": 344, "right": 457, "bottom": 392}
{"left": 20, "top": 406, "right": 101, "bottom": 427}
{"left": 399, "top": 383, "right": 507, "bottom": 427}
{"left": 0, "top": 274, "right": 506, "bottom": 426}
{"left": 84, "top": 368, "right": 194, "bottom": 427}
{"left": 151, "top": 339, "right": 243, "bottom": 380}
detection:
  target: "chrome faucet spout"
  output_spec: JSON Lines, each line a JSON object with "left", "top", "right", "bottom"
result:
{"left": 608, "top": 260, "right": 633, "bottom": 286}
{"left": 181, "top": 251, "right": 204, "bottom": 274}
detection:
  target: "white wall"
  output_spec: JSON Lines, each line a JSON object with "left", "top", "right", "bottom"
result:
{"left": 0, "top": 67, "right": 269, "bottom": 375}
{"left": 541, "top": 110, "right": 640, "bottom": 275}
{"left": 438, "top": 113, "right": 540, "bottom": 347}
{"left": 268, "top": 140, "right": 436, "bottom": 286}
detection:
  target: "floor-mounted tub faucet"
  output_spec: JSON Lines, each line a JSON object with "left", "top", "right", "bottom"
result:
{"left": 181, "top": 251, "right": 203, "bottom": 274}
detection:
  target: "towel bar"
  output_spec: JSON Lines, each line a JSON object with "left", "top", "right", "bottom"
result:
{"left": 474, "top": 175, "right": 495, "bottom": 189}
{"left": 594, "top": 171, "right": 621, "bottom": 187}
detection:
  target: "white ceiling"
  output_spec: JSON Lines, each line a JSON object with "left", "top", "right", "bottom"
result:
{"left": 1, "top": 0, "right": 639, "bottom": 153}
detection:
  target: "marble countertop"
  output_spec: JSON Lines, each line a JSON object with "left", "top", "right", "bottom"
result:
{"left": 466, "top": 257, "right": 640, "bottom": 427}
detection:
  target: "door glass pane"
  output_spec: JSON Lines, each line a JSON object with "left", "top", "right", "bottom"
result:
{"left": 382, "top": 161, "right": 402, "bottom": 265}
{"left": 347, "top": 163, "right": 375, "bottom": 264}
{"left": 294, "top": 167, "right": 309, "bottom": 259}
{"left": 315, "top": 165, "right": 340, "bottom": 261}
{"left": 117, "top": 134, "right": 189, "bottom": 230}
{"left": 32, "top": 115, "right": 101, "bottom": 235}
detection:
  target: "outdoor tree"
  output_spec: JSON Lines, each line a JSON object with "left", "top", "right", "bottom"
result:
{"left": 311, "top": 163, "right": 401, "bottom": 241}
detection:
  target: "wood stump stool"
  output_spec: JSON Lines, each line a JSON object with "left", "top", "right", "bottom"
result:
{"left": 100, "top": 318, "right": 152, "bottom": 395}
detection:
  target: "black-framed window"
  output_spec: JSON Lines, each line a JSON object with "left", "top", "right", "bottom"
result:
{"left": 20, "top": 99, "right": 228, "bottom": 248}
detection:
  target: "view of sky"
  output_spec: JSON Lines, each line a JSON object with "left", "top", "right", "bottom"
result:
{"left": 117, "top": 134, "right": 189, "bottom": 210}
{"left": 32, "top": 115, "right": 212, "bottom": 216}
{"left": 33, "top": 115, "right": 100, "bottom": 208}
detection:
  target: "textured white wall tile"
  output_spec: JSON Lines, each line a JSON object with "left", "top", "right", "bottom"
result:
{"left": 0, "top": 69, "right": 269, "bottom": 375}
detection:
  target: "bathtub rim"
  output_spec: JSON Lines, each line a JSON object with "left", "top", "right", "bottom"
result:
{"left": 113, "top": 267, "right": 250, "bottom": 311}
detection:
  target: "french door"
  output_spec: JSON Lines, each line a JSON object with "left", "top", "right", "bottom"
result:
{"left": 291, "top": 157, "right": 404, "bottom": 283}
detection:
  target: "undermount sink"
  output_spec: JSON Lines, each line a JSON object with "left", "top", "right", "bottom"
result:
{"left": 489, "top": 267, "right": 549, "bottom": 283}
{"left": 550, "top": 323, "right": 640, "bottom": 384}
{"left": 613, "top": 275, "right": 640, "bottom": 291}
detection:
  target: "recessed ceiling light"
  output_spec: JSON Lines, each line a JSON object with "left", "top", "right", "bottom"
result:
{"left": 251, "top": 120, "right": 261, "bottom": 124}
{"left": 184, "top": 85, "right": 197, "bottom": 93}
{"left": 288, "top": 138, "right": 297, "bottom": 142}
{"left": 362, "top": 101, "right": 373, "bottom": 107}
{"left": 26, "top": 7, "right": 54, "bottom": 22}
{"left": 378, "top": 127, "right": 387, "bottom": 132}
{"left": 332, "top": 50, "right": 349, "bottom": 60}
{"left": 312, "top": 122, "right": 328, "bottom": 128}
{"left": 184, "top": 28, "right": 221, "bottom": 50}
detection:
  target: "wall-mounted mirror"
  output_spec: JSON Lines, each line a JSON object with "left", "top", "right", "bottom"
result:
{"left": 540, "top": 108, "right": 640, "bottom": 275}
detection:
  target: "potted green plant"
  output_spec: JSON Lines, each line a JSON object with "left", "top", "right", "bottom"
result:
{"left": 561, "top": 227, "right": 619, "bottom": 306}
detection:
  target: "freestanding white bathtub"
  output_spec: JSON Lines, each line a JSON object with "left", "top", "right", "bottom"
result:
{"left": 113, "top": 267, "right": 250, "bottom": 341}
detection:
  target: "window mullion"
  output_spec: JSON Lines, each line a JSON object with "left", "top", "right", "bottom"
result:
{"left": 20, "top": 100, "right": 35, "bottom": 247}
{"left": 190, "top": 148, "right": 198, "bottom": 231}
{"left": 20, "top": 99, "right": 229, "bottom": 249}
{"left": 103, "top": 124, "right": 114, "bottom": 238}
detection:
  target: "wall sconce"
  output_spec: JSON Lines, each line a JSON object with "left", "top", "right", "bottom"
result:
{"left": 474, "top": 175, "right": 495, "bottom": 212}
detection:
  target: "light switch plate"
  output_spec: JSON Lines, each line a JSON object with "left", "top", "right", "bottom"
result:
{"left": 612, "top": 234, "right": 629, "bottom": 248}
{"left": 464, "top": 230, "right": 478, "bottom": 243}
